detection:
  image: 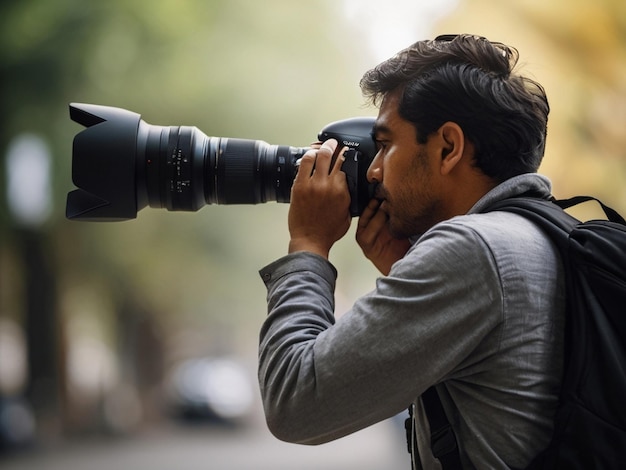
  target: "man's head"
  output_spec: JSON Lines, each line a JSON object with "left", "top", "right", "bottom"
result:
{"left": 360, "top": 34, "right": 550, "bottom": 182}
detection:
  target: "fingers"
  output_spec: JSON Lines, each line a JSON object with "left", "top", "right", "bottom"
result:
{"left": 294, "top": 149, "right": 316, "bottom": 183}
{"left": 356, "top": 199, "right": 387, "bottom": 245}
{"left": 357, "top": 199, "right": 383, "bottom": 231}
{"left": 313, "top": 139, "right": 338, "bottom": 176}
{"left": 330, "top": 146, "right": 347, "bottom": 176}
{"left": 295, "top": 139, "right": 344, "bottom": 181}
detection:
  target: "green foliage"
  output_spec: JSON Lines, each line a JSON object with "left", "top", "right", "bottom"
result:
{"left": 2, "top": 0, "right": 625, "bottom": 374}
{"left": 1, "top": 0, "right": 374, "bottom": 347}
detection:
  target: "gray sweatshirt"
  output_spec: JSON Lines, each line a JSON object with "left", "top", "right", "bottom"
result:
{"left": 258, "top": 173, "right": 565, "bottom": 469}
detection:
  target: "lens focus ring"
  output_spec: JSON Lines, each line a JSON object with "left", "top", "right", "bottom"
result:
{"left": 216, "top": 139, "right": 262, "bottom": 204}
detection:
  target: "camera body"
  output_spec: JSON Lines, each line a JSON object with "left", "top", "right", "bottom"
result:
{"left": 66, "top": 103, "right": 377, "bottom": 221}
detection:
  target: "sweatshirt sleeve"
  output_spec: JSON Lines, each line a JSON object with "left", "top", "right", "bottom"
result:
{"left": 258, "top": 222, "right": 504, "bottom": 445}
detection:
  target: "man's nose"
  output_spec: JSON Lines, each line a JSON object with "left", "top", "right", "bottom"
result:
{"left": 366, "top": 151, "right": 382, "bottom": 183}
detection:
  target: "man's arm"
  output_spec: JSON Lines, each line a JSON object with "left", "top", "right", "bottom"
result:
{"left": 258, "top": 222, "right": 503, "bottom": 444}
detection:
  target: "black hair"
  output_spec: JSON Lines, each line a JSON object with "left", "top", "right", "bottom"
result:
{"left": 360, "top": 34, "right": 550, "bottom": 181}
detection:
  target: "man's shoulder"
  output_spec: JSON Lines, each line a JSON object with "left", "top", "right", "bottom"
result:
{"left": 407, "top": 210, "right": 557, "bottom": 272}
{"left": 456, "top": 210, "right": 544, "bottom": 241}
{"left": 400, "top": 213, "right": 515, "bottom": 274}
{"left": 419, "top": 210, "right": 543, "bottom": 250}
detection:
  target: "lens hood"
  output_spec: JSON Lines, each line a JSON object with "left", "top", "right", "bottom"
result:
{"left": 67, "top": 103, "right": 142, "bottom": 221}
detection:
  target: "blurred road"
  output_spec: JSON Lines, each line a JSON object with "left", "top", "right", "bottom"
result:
{"left": 0, "top": 417, "right": 409, "bottom": 470}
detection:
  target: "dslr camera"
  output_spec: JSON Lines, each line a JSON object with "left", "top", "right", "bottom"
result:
{"left": 66, "top": 103, "right": 377, "bottom": 221}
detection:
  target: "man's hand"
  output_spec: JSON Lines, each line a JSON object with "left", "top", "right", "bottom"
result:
{"left": 356, "top": 199, "right": 411, "bottom": 275}
{"left": 287, "top": 139, "right": 351, "bottom": 259}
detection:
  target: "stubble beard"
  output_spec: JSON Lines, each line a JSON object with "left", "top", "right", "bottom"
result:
{"left": 375, "top": 146, "right": 440, "bottom": 239}
{"left": 378, "top": 185, "right": 441, "bottom": 240}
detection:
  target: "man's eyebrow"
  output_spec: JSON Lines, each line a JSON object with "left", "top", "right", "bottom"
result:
{"left": 371, "top": 123, "right": 391, "bottom": 139}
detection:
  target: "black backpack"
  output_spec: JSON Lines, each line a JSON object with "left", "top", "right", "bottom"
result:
{"left": 413, "top": 196, "right": 626, "bottom": 469}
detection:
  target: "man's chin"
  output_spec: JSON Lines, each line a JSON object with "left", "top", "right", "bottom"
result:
{"left": 386, "top": 214, "right": 417, "bottom": 240}
{"left": 385, "top": 216, "right": 404, "bottom": 240}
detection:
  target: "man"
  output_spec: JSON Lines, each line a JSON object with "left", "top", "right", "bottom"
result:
{"left": 258, "top": 34, "right": 564, "bottom": 469}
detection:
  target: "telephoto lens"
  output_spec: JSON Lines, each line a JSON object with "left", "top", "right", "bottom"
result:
{"left": 67, "top": 103, "right": 376, "bottom": 221}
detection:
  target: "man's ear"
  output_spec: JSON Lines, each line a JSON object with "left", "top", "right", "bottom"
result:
{"left": 438, "top": 121, "right": 466, "bottom": 176}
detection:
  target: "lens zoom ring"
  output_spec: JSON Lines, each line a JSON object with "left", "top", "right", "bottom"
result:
{"left": 218, "top": 139, "right": 259, "bottom": 204}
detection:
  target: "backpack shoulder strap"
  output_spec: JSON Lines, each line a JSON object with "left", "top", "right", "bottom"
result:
{"left": 486, "top": 197, "right": 577, "bottom": 245}
{"left": 553, "top": 195, "right": 626, "bottom": 224}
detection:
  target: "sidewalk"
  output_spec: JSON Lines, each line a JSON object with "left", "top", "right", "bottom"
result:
{"left": 1, "top": 418, "right": 409, "bottom": 470}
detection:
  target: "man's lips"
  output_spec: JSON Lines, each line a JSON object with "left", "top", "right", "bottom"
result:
{"left": 373, "top": 185, "right": 389, "bottom": 208}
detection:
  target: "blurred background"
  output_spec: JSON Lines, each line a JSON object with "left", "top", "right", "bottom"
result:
{"left": 0, "top": 0, "right": 624, "bottom": 468}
